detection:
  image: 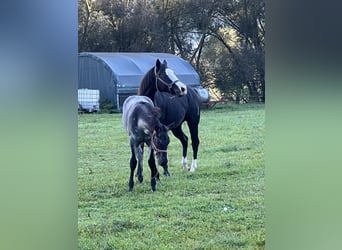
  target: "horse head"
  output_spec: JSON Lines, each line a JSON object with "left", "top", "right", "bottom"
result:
{"left": 151, "top": 123, "right": 170, "bottom": 167}
{"left": 154, "top": 59, "right": 187, "bottom": 97}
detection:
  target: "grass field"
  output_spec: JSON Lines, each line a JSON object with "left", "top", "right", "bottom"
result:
{"left": 78, "top": 103, "right": 265, "bottom": 249}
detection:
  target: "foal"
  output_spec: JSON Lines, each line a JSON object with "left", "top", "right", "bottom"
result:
{"left": 122, "top": 95, "right": 170, "bottom": 192}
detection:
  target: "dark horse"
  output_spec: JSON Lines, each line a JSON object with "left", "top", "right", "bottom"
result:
{"left": 138, "top": 59, "right": 201, "bottom": 172}
{"left": 122, "top": 95, "right": 170, "bottom": 192}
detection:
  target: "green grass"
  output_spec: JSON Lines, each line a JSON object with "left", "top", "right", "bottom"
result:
{"left": 78, "top": 103, "right": 265, "bottom": 249}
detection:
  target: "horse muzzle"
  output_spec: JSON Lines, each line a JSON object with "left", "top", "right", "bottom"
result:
{"left": 172, "top": 81, "right": 187, "bottom": 97}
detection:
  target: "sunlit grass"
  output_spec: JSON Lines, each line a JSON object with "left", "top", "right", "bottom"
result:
{"left": 78, "top": 103, "right": 265, "bottom": 249}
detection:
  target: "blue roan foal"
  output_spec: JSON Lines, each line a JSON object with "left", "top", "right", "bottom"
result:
{"left": 122, "top": 95, "right": 170, "bottom": 192}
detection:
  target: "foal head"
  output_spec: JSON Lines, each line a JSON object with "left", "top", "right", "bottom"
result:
{"left": 154, "top": 59, "right": 187, "bottom": 97}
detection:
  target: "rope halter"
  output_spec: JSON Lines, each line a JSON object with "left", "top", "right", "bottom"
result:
{"left": 154, "top": 66, "right": 180, "bottom": 91}
{"left": 151, "top": 130, "right": 168, "bottom": 153}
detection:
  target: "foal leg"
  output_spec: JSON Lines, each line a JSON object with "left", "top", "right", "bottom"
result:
{"left": 136, "top": 142, "right": 144, "bottom": 183}
{"left": 129, "top": 139, "right": 144, "bottom": 191}
{"left": 129, "top": 144, "right": 137, "bottom": 191}
{"left": 172, "top": 126, "right": 189, "bottom": 170}
{"left": 148, "top": 148, "right": 160, "bottom": 192}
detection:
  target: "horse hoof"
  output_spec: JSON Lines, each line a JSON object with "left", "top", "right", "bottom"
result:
{"left": 163, "top": 171, "right": 170, "bottom": 177}
{"left": 129, "top": 182, "right": 134, "bottom": 191}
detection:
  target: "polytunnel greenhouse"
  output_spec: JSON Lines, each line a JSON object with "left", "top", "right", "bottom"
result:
{"left": 78, "top": 52, "right": 208, "bottom": 111}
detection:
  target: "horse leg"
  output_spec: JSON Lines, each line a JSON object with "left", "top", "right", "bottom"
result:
{"left": 129, "top": 143, "right": 137, "bottom": 191}
{"left": 129, "top": 138, "right": 144, "bottom": 191}
{"left": 188, "top": 123, "right": 200, "bottom": 172}
{"left": 172, "top": 126, "right": 189, "bottom": 170}
{"left": 136, "top": 142, "right": 144, "bottom": 183}
{"left": 162, "top": 164, "right": 170, "bottom": 176}
{"left": 148, "top": 148, "right": 160, "bottom": 192}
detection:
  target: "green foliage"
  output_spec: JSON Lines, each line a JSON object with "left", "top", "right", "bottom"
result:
{"left": 78, "top": 104, "right": 265, "bottom": 249}
{"left": 78, "top": 0, "right": 265, "bottom": 102}
{"left": 99, "top": 99, "right": 117, "bottom": 114}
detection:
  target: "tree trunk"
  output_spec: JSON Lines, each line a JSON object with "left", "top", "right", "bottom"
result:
{"left": 248, "top": 83, "right": 259, "bottom": 102}
{"left": 80, "top": 1, "right": 91, "bottom": 51}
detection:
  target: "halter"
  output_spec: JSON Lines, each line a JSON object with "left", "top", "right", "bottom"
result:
{"left": 154, "top": 67, "right": 180, "bottom": 91}
{"left": 151, "top": 130, "right": 167, "bottom": 153}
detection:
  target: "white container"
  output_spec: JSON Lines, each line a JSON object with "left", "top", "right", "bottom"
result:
{"left": 195, "top": 87, "right": 210, "bottom": 102}
{"left": 78, "top": 89, "right": 100, "bottom": 112}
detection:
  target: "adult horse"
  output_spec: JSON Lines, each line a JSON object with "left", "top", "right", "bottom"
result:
{"left": 122, "top": 95, "right": 170, "bottom": 192}
{"left": 138, "top": 59, "right": 201, "bottom": 172}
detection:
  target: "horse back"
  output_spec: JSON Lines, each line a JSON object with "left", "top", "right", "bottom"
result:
{"left": 154, "top": 87, "right": 201, "bottom": 129}
{"left": 122, "top": 95, "right": 154, "bottom": 134}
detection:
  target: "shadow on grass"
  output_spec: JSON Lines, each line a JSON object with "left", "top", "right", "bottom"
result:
{"left": 203, "top": 145, "right": 252, "bottom": 153}
{"left": 201, "top": 103, "right": 265, "bottom": 113}
{"left": 80, "top": 219, "right": 144, "bottom": 236}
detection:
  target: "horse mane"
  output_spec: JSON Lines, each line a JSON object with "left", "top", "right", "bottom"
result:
{"left": 137, "top": 67, "right": 156, "bottom": 99}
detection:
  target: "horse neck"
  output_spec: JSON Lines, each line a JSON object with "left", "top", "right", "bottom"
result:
{"left": 136, "top": 104, "right": 159, "bottom": 133}
{"left": 138, "top": 68, "right": 157, "bottom": 100}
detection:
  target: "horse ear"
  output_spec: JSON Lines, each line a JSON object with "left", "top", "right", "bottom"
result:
{"left": 152, "top": 106, "right": 161, "bottom": 118}
{"left": 155, "top": 59, "right": 161, "bottom": 72}
{"left": 163, "top": 60, "right": 167, "bottom": 66}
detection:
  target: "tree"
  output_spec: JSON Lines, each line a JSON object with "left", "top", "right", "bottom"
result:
{"left": 201, "top": 0, "right": 265, "bottom": 102}
{"left": 78, "top": 0, "right": 265, "bottom": 102}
